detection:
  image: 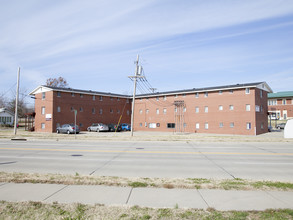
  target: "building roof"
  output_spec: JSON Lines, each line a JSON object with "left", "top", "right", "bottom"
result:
{"left": 0, "top": 108, "right": 14, "bottom": 116}
{"left": 29, "top": 82, "right": 272, "bottom": 99}
{"left": 29, "top": 85, "right": 130, "bottom": 98}
{"left": 268, "top": 91, "right": 293, "bottom": 99}
{"left": 136, "top": 82, "right": 272, "bottom": 98}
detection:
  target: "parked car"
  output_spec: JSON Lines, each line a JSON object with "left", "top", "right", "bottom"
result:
{"left": 87, "top": 123, "right": 109, "bottom": 132}
{"left": 56, "top": 124, "right": 80, "bottom": 134}
{"left": 108, "top": 124, "right": 122, "bottom": 132}
{"left": 121, "top": 123, "right": 131, "bottom": 131}
{"left": 276, "top": 123, "right": 286, "bottom": 129}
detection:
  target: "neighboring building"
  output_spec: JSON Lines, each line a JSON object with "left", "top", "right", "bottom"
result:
{"left": 29, "top": 86, "right": 132, "bottom": 133}
{"left": 0, "top": 108, "right": 14, "bottom": 126}
{"left": 133, "top": 82, "right": 272, "bottom": 135}
{"left": 268, "top": 91, "right": 293, "bottom": 120}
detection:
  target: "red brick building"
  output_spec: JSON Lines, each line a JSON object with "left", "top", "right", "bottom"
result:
{"left": 30, "top": 82, "right": 272, "bottom": 135}
{"left": 268, "top": 91, "right": 293, "bottom": 120}
{"left": 29, "top": 86, "right": 131, "bottom": 133}
{"left": 133, "top": 82, "right": 272, "bottom": 135}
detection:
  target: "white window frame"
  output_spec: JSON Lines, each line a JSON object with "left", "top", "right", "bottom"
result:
{"left": 41, "top": 107, "right": 45, "bottom": 115}
{"left": 195, "top": 123, "right": 199, "bottom": 129}
{"left": 204, "top": 106, "right": 208, "bottom": 113}
{"left": 57, "top": 106, "right": 61, "bottom": 112}
{"left": 195, "top": 107, "right": 199, "bottom": 113}
{"left": 156, "top": 108, "right": 159, "bottom": 115}
{"left": 229, "top": 105, "right": 234, "bottom": 110}
{"left": 245, "top": 88, "right": 250, "bottom": 94}
{"left": 219, "top": 105, "right": 223, "bottom": 111}
{"left": 246, "top": 104, "right": 250, "bottom": 111}
{"left": 246, "top": 122, "right": 251, "bottom": 130}
{"left": 205, "top": 122, "right": 208, "bottom": 129}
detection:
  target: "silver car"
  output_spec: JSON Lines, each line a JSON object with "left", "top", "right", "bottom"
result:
{"left": 57, "top": 124, "right": 80, "bottom": 134}
{"left": 87, "top": 123, "right": 109, "bottom": 132}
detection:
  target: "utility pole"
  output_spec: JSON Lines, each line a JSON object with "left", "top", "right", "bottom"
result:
{"left": 129, "top": 55, "right": 144, "bottom": 137}
{"left": 14, "top": 67, "right": 20, "bottom": 136}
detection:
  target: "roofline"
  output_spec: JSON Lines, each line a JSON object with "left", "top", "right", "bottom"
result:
{"left": 268, "top": 91, "right": 293, "bottom": 99}
{"left": 136, "top": 82, "right": 272, "bottom": 98}
{"left": 29, "top": 85, "right": 131, "bottom": 98}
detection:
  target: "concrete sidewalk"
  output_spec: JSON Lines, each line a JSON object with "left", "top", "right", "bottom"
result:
{"left": 1, "top": 182, "right": 293, "bottom": 211}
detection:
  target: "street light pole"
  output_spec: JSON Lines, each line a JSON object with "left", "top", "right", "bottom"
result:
{"left": 74, "top": 109, "right": 77, "bottom": 139}
{"left": 14, "top": 67, "right": 20, "bottom": 136}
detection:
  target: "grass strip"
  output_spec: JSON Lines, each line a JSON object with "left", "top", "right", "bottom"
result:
{"left": 1, "top": 201, "right": 293, "bottom": 220}
{"left": 1, "top": 172, "right": 293, "bottom": 191}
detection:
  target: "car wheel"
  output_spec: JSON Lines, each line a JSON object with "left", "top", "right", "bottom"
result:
{"left": 87, "top": 128, "right": 91, "bottom": 132}
{"left": 67, "top": 130, "right": 70, "bottom": 134}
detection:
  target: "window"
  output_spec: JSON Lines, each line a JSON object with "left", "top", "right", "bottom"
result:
{"left": 41, "top": 123, "right": 45, "bottom": 129}
{"left": 57, "top": 106, "right": 61, "bottom": 112}
{"left": 71, "top": 107, "right": 74, "bottom": 112}
{"left": 268, "top": 99, "right": 277, "bottom": 106}
{"left": 79, "top": 123, "right": 83, "bottom": 127}
{"left": 41, "top": 107, "right": 45, "bottom": 115}
{"left": 174, "top": 107, "right": 177, "bottom": 113}
{"left": 71, "top": 93, "right": 75, "bottom": 97}
{"left": 163, "top": 108, "right": 167, "bottom": 114}
{"left": 92, "top": 108, "right": 95, "bottom": 114}
{"left": 219, "top": 105, "right": 223, "bottom": 111}
{"left": 261, "top": 122, "right": 264, "bottom": 129}
{"left": 146, "top": 109, "right": 149, "bottom": 114}
{"left": 260, "top": 105, "right": 263, "bottom": 112}
{"left": 42, "top": 92, "right": 45, "bottom": 100}
{"left": 99, "top": 109, "right": 103, "bottom": 115}
{"left": 230, "top": 122, "right": 234, "bottom": 128}
{"left": 56, "top": 123, "right": 60, "bottom": 128}
{"left": 139, "top": 123, "right": 142, "bottom": 127}
{"left": 204, "top": 106, "right": 208, "bottom": 113}
{"left": 183, "top": 123, "right": 187, "bottom": 128}
{"left": 156, "top": 108, "right": 159, "bottom": 114}
{"left": 99, "top": 96, "right": 103, "bottom": 101}
{"left": 283, "top": 99, "right": 286, "bottom": 105}
{"left": 183, "top": 107, "right": 186, "bottom": 112}
{"left": 149, "top": 123, "right": 156, "bottom": 128}
{"left": 156, "top": 97, "right": 159, "bottom": 101}
{"left": 57, "top": 91, "right": 61, "bottom": 97}
{"left": 246, "top": 122, "right": 251, "bottom": 130}
{"left": 195, "top": 107, "right": 199, "bottom": 113}
{"left": 117, "top": 98, "right": 120, "bottom": 101}
{"left": 229, "top": 105, "right": 234, "bottom": 110}
{"left": 219, "top": 90, "right": 222, "bottom": 95}
{"left": 260, "top": 90, "right": 263, "bottom": 98}
{"left": 140, "top": 98, "right": 142, "bottom": 101}
{"left": 196, "top": 123, "right": 199, "bottom": 129}
{"left": 246, "top": 104, "right": 250, "bottom": 111}
{"left": 183, "top": 94, "right": 186, "bottom": 97}
{"left": 110, "top": 97, "right": 113, "bottom": 101}
{"left": 167, "top": 123, "right": 175, "bottom": 128}
{"left": 139, "top": 109, "right": 143, "bottom": 114}
{"left": 127, "top": 110, "right": 130, "bottom": 115}
{"left": 175, "top": 94, "right": 178, "bottom": 98}
{"left": 110, "top": 109, "right": 113, "bottom": 114}
{"left": 245, "top": 88, "right": 250, "bottom": 94}
{"left": 255, "top": 105, "right": 260, "bottom": 112}
{"left": 219, "top": 122, "right": 223, "bottom": 128}
{"left": 80, "top": 107, "right": 83, "bottom": 112}
{"left": 204, "top": 92, "right": 208, "bottom": 97}
{"left": 93, "top": 95, "right": 95, "bottom": 100}
{"left": 126, "top": 99, "right": 129, "bottom": 103}
{"left": 80, "top": 94, "right": 83, "bottom": 98}
{"left": 117, "top": 109, "right": 120, "bottom": 114}
{"left": 205, "top": 123, "right": 209, "bottom": 129}
{"left": 195, "top": 92, "right": 199, "bottom": 98}
{"left": 163, "top": 96, "right": 167, "bottom": 101}
{"left": 229, "top": 90, "right": 233, "bottom": 94}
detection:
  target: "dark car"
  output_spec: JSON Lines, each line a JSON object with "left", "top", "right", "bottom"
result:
{"left": 276, "top": 123, "right": 286, "bottom": 129}
{"left": 57, "top": 124, "right": 80, "bottom": 134}
{"left": 121, "top": 123, "right": 131, "bottom": 131}
{"left": 108, "top": 124, "right": 122, "bottom": 132}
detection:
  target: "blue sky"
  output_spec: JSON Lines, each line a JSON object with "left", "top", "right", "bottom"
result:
{"left": 1, "top": 0, "right": 293, "bottom": 106}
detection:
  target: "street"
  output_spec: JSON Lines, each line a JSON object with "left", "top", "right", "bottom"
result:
{"left": 0, "top": 140, "right": 293, "bottom": 181}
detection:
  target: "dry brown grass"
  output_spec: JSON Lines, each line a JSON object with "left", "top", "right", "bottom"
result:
{"left": 1, "top": 172, "right": 293, "bottom": 192}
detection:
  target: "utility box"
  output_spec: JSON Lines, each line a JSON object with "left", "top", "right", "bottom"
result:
{"left": 284, "top": 119, "right": 293, "bottom": 138}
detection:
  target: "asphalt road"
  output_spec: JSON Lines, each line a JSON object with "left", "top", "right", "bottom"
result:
{"left": 0, "top": 140, "right": 293, "bottom": 181}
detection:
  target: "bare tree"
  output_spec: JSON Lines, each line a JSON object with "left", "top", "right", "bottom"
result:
{"left": 0, "top": 94, "right": 6, "bottom": 108}
{"left": 46, "top": 77, "right": 68, "bottom": 88}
